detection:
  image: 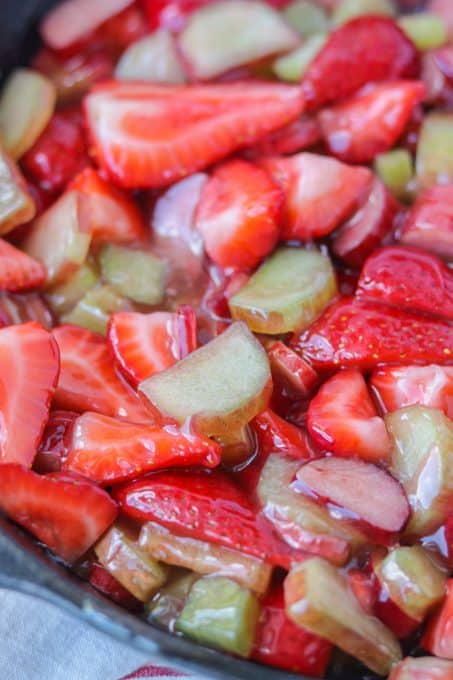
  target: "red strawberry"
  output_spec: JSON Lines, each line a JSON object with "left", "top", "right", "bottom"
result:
{"left": 374, "top": 588, "right": 420, "bottom": 640}
{"left": 89, "top": 563, "right": 141, "bottom": 610}
{"left": 0, "top": 238, "right": 46, "bottom": 292}
{"left": 52, "top": 324, "right": 152, "bottom": 423}
{"left": 307, "top": 369, "right": 391, "bottom": 463}
{"left": 347, "top": 568, "right": 378, "bottom": 615}
{"left": 422, "top": 579, "right": 453, "bottom": 659}
{"left": 0, "top": 464, "right": 117, "bottom": 563}
{"left": 244, "top": 115, "right": 321, "bottom": 159}
{"left": 252, "top": 410, "right": 315, "bottom": 462}
{"left": 195, "top": 159, "right": 283, "bottom": 271}
{"left": 252, "top": 582, "right": 332, "bottom": 674}
{"left": 371, "top": 365, "right": 453, "bottom": 419}
{"left": 68, "top": 168, "right": 147, "bottom": 247}
{"left": 356, "top": 246, "right": 453, "bottom": 321}
{"left": 175, "top": 304, "right": 198, "bottom": 358}
{"left": 319, "top": 81, "right": 426, "bottom": 164}
{"left": 302, "top": 16, "right": 419, "bottom": 111}
{"left": 266, "top": 341, "right": 318, "bottom": 397}
{"left": 331, "top": 178, "right": 399, "bottom": 269}
{"left": 84, "top": 81, "right": 304, "bottom": 189}
{"left": 259, "top": 152, "right": 372, "bottom": 241}
{"left": 400, "top": 185, "right": 453, "bottom": 260}
{"left": 292, "top": 297, "right": 453, "bottom": 370}
{"left": 64, "top": 412, "right": 221, "bottom": 484}
{"left": 34, "top": 410, "right": 78, "bottom": 473}
{"left": 0, "top": 323, "right": 59, "bottom": 466}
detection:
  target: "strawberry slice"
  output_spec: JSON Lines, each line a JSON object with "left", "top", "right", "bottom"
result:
{"left": 252, "top": 410, "right": 315, "bottom": 462}
{"left": 306, "top": 368, "right": 391, "bottom": 463}
{"left": 266, "top": 340, "right": 318, "bottom": 398}
{"left": 244, "top": 116, "right": 321, "bottom": 159}
{"left": 0, "top": 464, "right": 117, "bottom": 563}
{"left": 34, "top": 410, "right": 78, "bottom": 473}
{"left": 89, "top": 562, "right": 141, "bottom": 610}
{"left": 64, "top": 412, "right": 221, "bottom": 484}
{"left": 259, "top": 152, "right": 372, "bottom": 241}
{"left": 331, "top": 178, "right": 399, "bottom": 269}
{"left": 292, "top": 297, "right": 453, "bottom": 370}
{"left": 356, "top": 246, "right": 453, "bottom": 321}
{"left": 371, "top": 364, "right": 453, "bottom": 419}
{"left": 422, "top": 578, "right": 453, "bottom": 660}
{"left": 84, "top": 81, "right": 304, "bottom": 189}
{"left": 194, "top": 159, "right": 283, "bottom": 272}
{"left": 399, "top": 185, "right": 453, "bottom": 260}
{"left": 52, "top": 324, "right": 152, "bottom": 423}
{"left": 302, "top": 16, "right": 419, "bottom": 111}
{"left": 68, "top": 168, "right": 147, "bottom": 247}
{"left": 0, "top": 322, "right": 59, "bottom": 466}
{"left": 0, "top": 238, "right": 46, "bottom": 292}
{"left": 319, "top": 81, "right": 426, "bottom": 164}
{"left": 175, "top": 304, "right": 197, "bottom": 359}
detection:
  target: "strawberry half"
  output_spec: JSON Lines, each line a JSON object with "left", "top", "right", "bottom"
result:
{"left": 195, "top": 159, "right": 283, "bottom": 272}
{"left": 244, "top": 115, "right": 321, "bottom": 159}
{"left": 292, "top": 297, "right": 453, "bottom": 370}
{"left": 302, "top": 16, "right": 419, "bottom": 111}
{"left": 0, "top": 322, "right": 59, "bottom": 466}
{"left": 0, "top": 464, "right": 117, "bottom": 563}
{"left": 64, "top": 412, "right": 221, "bottom": 484}
{"left": 356, "top": 246, "right": 453, "bottom": 321}
{"left": 400, "top": 184, "right": 453, "bottom": 260}
{"left": 259, "top": 152, "right": 372, "bottom": 241}
{"left": 84, "top": 81, "right": 304, "bottom": 189}
{"left": 319, "top": 81, "right": 426, "bottom": 164}
{"left": 307, "top": 368, "right": 391, "bottom": 463}
{"left": 0, "top": 238, "right": 46, "bottom": 292}
{"left": 52, "top": 324, "right": 152, "bottom": 423}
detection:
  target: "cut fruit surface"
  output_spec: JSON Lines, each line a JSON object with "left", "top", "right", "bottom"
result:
{"left": 266, "top": 341, "right": 318, "bottom": 397}
{"left": 0, "top": 150, "right": 36, "bottom": 235}
{"left": 0, "top": 238, "right": 46, "bottom": 292}
{"left": 34, "top": 409, "right": 77, "bottom": 474}
{"left": 252, "top": 409, "right": 314, "bottom": 462}
{"left": 146, "top": 570, "right": 199, "bottom": 629}
{"left": 115, "top": 30, "right": 186, "bottom": 84}
{"left": 374, "top": 148, "right": 413, "bottom": 200}
{"left": 389, "top": 656, "right": 453, "bottom": 680}
{"left": 99, "top": 244, "right": 166, "bottom": 305}
{"left": 416, "top": 112, "right": 453, "bottom": 189}
{"left": 400, "top": 184, "right": 453, "bottom": 260}
{"left": 45, "top": 262, "right": 98, "bottom": 317}
{"left": 244, "top": 115, "right": 322, "bottom": 158}
{"left": 273, "top": 35, "right": 327, "bottom": 83}
{"left": 61, "top": 285, "right": 132, "bottom": 336}
{"left": 422, "top": 578, "right": 453, "bottom": 660}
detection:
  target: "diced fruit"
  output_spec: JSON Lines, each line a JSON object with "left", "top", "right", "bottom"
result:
{"left": 273, "top": 35, "right": 327, "bottom": 82}
{"left": 146, "top": 570, "right": 199, "bottom": 628}
{"left": 416, "top": 112, "right": 453, "bottom": 189}
{"left": 0, "top": 464, "right": 117, "bottom": 563}
{"left": 347, "top": 568, "right": 378, "bottom": 615}
{"left": 34, "top": 410, "right": 78, "bottom": 474}
{"left": 61, "top": 285, "right": 132, "bottom": 335}
{"left": 45, "top": 262, "right": 99, "bottom": 317}
{"left": 422, "top": 578, "right": 453, "bottom": 660}
{"left": 266, "top": 341, "right": 318, "bottom": 397}
{"left": 176, "top": 576, "right": 260, "bottom": 658}
{"left": 99, "top": 244, "right": 166, "bottom": 306}
{"left": 229, "top": 247, "right": 337, "bottom": 335}
{"left": 23, "top": 191, "right": 92, "bottom": 287}
{"left": 52, "top": 324, "right": 152, "bottom": 423}
{"left": 371, "top": 364, "right": 453, "bottom": 419}
{"left": 252, "top": 409, "right": 314, "bottom": 461}
{"left": 178, "top": 0, "right": 299, "bottom": 80}
{"left": 115, "top": 30, "right": 186, "bottom": 84}
{"left": 374, "top": 148, "right": 413, "bottom": 200}
{"left": 320, "top": 81, "right": 425, "bottom": 164}
{"left": 399, "top": 12, "right": 448, "bottom": 50}
{"left": 429, "top": 0, "right": 453, "bottom": 40}
{"left": 301, "top": 16, "right": 419, "bottom": 111}
{"left": 292, "top": 297, "right": 453, "bottom": 370}
{"left": 400, "top": 185, "right": 453, "bottom": 260}
{"left": 331, "top": 178, "right": 398, "bottom": 268}
{"left": 389, "top": 657, "right": 453, "bottom": 680}
{"left": 94, "top": 524, "right": 168, "bottom": 601}
{"left": 332, "top": 0, "right": 395, "bottom": 24}
{"left": 89, "top": 563, "right": 140, "bottom": 610}
{"left": 194, "top": 159, "right": 282, "bottom": 272}
{"left": 216, "top": 426, "right": 255, "bottom": 466}
{"left": 0, "top": 238, "right": 45, "bottom": 292}
{"left": 84, "top": 81, "right": 304, "bottom": 189}
{"left": 64, "top": 412, "right": 220, "bottom": 484}
{"left": 297, "top": 458, "right": 409, "bottom": 532}
{"left": 307, "top": 369, "right": 391, "bottom": 463}
{"left": 139, "top": 322, "right": 271, "bottom": 438}
{"left": 374, "top": 585, "right": 420, "bottom": 639}
{"left": 259, "top": 152, "right": 372, "bottom": 240}
{"left": 285, "top": 558, "right": 402, "bottom": 674}
{"left": 374, "top": 546, "right": 447, "bottom": 622}
{"left": 421, "top": 46, "right": 453, "bottom": 105}
{"left": 0, "top": 69, "right": 56, "bottom": 159}
{"left": 138, "top": 521, "right": 272, "bottom": 594}
{"left": 283, "top": 0, "right": 328, "bottom": 37}
{"left": 244, "top": 115, "right": 321, "bottom": 158}
{"left": 0, "top": 150, "right": 36, "bottom": 235}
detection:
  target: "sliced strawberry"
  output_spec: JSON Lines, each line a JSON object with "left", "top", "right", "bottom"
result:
{"left": 307, "top": 369, "right": 391, "bottom": 463}
{"left": 84, "top": 81, "right": 304, "bottom": 189}
{"left": 399, "top": 185, "right": 453, "bottom": 260}
{"left": 331, "top": 178, "right": 399, "bottom": 269}
{"left": 68, "top": 168, "right": 147, "bottom": 247}
{"left": 292, "top": 297, "right": 453, "bottom": 370}
{"left": 266, "top": 340, "right": 318, "bottom": 398}
{"left": 89, "top": 562, "right": 141, "bottom": 610}
{"left": 244, "top": 115, "right": 321, "bottom": 159}
{"left": 194, "top": 159, "right": 282, "bottom": 271}
{"left": 52, "top": 324, "right": 152, "bottom": 423}
{"left": 0, "top": 464, "right": 117, "bottom": 563}
{"left": 259, "top": 152, "right": 372, "bottom": 241}
{"left": 0, "top": 323, "right": 59, "bottom": 466}
{"left": 175, "top": 304, "right": 197, "bottom": 359}
{"left": 34, "top": 410, "right": 78, "bottom": 473}
{"left": 252, "top": 410, "right": 315, "bottom": 462}
{"left": 356, "top": 246, "right": 453, "bottom": 321}
{"left": 347, "top": 568, "right": 378, "bottom": 615}
{"left": 0, "top": 238, "right": 46, "bottom": 292}
{"left": 64, "top": 412, "right": 220, "bottom": 484}
{"left": 302, "top": 16, "right": 419, "bottom": 111}
{"left": 390, "top": 657, "right": 453, "bottom": 680}
{"left": 422, "top": 579, "right": 453, "bottom": 659}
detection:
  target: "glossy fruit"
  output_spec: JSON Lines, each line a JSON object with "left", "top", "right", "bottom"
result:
{"left": 422, "top": 578, "right": 453, "bottom": 660}
{"left": 61, "top": 284, "right": 132, "bottom": 335}
{"left": 34, "top": 410, "right": 78, "bottom": 473}
{"left": 283, "top": 0, "right": 328, "bottom": 37}
{"left": 399, "top": 12, "right": 448, "bottom": 50}
{"left": 45, "top": 262, "right": 98, "bottom": 317}
{"left": 115, "top": 30, "right": 186, "bottom": 84}
{"left": 244, "top": 115, "right": 321, "bottom": 158}
{"left": 252, "top": 410, "right": 314, "bottom": 462}
{"left": 146, "top": 570, "right": 199, "bottom": 628}
{"left": 0, "top": 238, "right": 46, "bottom": 292}
{"left": 400, "top": 184, "right": 453, "bottom": 260}
{"left": 389, "top": 656, "right": 453, "bottom": 680}
{"left": 99, "top": 244, "right": 166, "bottom": 305}
{"left": 89, "top": 563, "right": 140, "bottom": 610}
{"left": 266, "top": 341, "right": 318, "bottom": 397}
{"left": 0, "top": 150, "right": 36, "bottom": 235}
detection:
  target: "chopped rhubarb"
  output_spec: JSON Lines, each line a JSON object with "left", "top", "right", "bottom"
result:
{"left": 399, "top": 12, "right": 448, "bottom": 50}
{"left": 332, "top": 0, "right": 395, "bottom": 24}
{"left": 283, "top": 0, "right": 328, "bottom": 37}
{"left": 146, "top": 570, "right": 199, "bottom": 628}
{"left": 416, "top": 112, "right": 453, "bottom": 189}
{"left": 99, "top": 244, "right": 166, "bottom": 306}
{"left": 115, "top": 30, "right": 186, "bottom": 84}
{"left": 374, "top": 148, "right": 413, "bottom": 200}
{"left": 34, "top": 410, "right": 78, "bottom": 474}
{"left": 45, "top": 262, "right": 98, "bottom": 317}
{"left": 0, "top": 150, "right": 36, "bottom": 235}
{"left": 61, "top": 285, "right": 132, "bottom": 335}
{"left": 266, "top": 341, "right": 318, "bottom": 397}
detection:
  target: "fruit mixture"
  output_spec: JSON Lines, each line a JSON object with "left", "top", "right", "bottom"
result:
{"left": 0, "top": 0, "right": 453, "bottom": 677}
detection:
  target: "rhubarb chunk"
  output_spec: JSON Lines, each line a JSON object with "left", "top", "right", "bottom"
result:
{"left": 283, "top": 0, "right": 328, "bottom": 37}
{"left": 416, "top": 112, "right": 453, "bottom": 189}
{"left": 0, "top": 150, "right": 36, "bottom": 235}
{"left": 99, "top": 244, "right": 166, "bottom": 306}
{"left": 332, "top": 0, "right": 395, "bottom": 24}
{"left": 116, "top": 30, "right": 186, "bottom": 84}
{"left": 390, "top": 657, "right": 453, "bottom": 680}
{"left": 374, "top": 148, "right": 413, "bottom": 200}
{"left": 400, "top": 185, "right": 453, "bottom": 260}
{"left": 146, "top": 570, "right": 199, "bottom": 628}
{"left": 61, "top": 285, "right": 132, "bottom": 335}
{"left": 399, "top": 12, "right": 448, "bottom": 51}
{"left": 45, "top": 262, "right": 99, "bottom": 317}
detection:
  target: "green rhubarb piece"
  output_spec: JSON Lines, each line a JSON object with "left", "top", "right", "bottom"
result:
{"left": 273, "top": 34, "right": 326, "bottom": 82}
{"left": 45, "top": 262, "right": 99, "bottom": 316}
{"left": 385, "top": 406, "right": 453, "bottom": 537}
{"left": 146, "top": 570, "right": 199, "bottom": 628}
{"left": 176, "top": 576, "right": 260, "bottom": 658}
{"left": 115, "top": 30, "right": 186, "bottom": 84}
{"left": 229, "top": 247, "right": 337, "bottom": 335}
{"left": 99, "top": 244, "right": 166, "bottom": 306}
{"left": 332, "top": 0, "right": 395, "bottom": 25}
{"left": 0, "top": 148, "right": 36, "bottom": 235}
{"left": 282, "top": 0, "right": 329, "bottom": 38}
{"left": 139, "top": 322, "right": 271, "bottom": 438}
{"left": 284, "top": 558, "right": 402, "bottom": 675}
{"left": 61, "top": 285, "right": 132, "bottom": 335}
{"left": 374, "top": 148, "right": 413, "bottom": 200}
{"left": 374, "top": 546, "right": 447, "bottom": 622}
{"left": 398, "top": 13, "right": 448, "bottom": 51}
{"left": 416, "top": 112, "right": 453, "bottom": 190}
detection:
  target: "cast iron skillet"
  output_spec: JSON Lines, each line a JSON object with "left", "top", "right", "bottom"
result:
{"left": 0, "top": 3, "right": 378, "bottom": 678}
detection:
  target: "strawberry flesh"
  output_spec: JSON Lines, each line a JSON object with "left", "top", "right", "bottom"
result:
{"left": 34, "top": 410, "right": 78, "bottom": 473}
{"left": 89, "top": 562, "right": 141, "bottom": 610}
{"left": 422, "top": 578, "right": 453, "bottom": 659}
{"left": 399, "top": 184, "right": 453, "bottom": 260}
{"left": 0, "top": 238, "right": 46, "bottom": 292}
